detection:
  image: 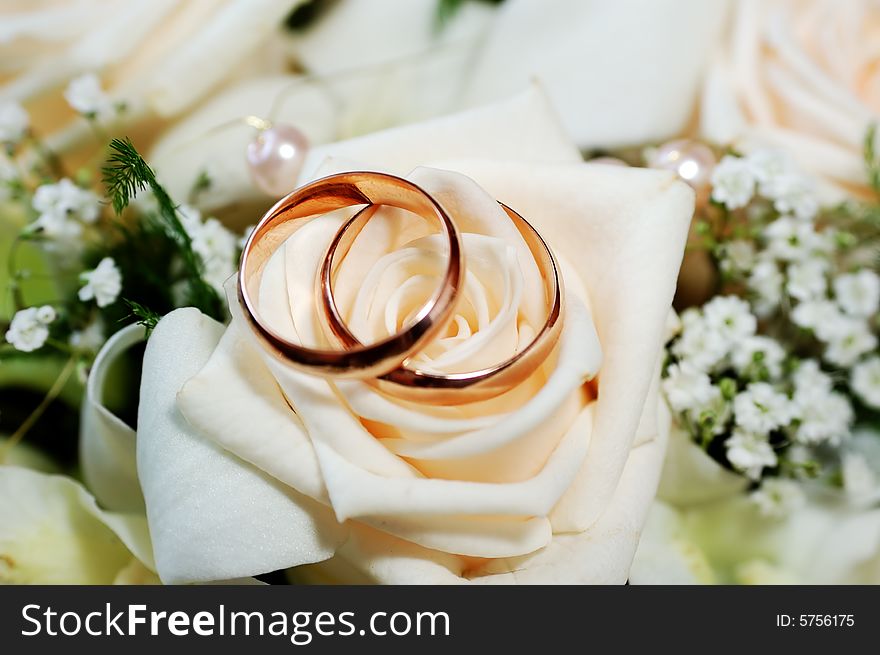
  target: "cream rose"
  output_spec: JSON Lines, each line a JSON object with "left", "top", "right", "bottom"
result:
{"left": 700, "top": 0, "right": 880, "bottom": 198}
{"left": 0, "top": 465, "right": 155, "bottom": 584}
{"left": 0, "top": 0, "right": 295, "bottom": 157}
{"left": 134, "top": 89, "right": 693, "bottom": 584}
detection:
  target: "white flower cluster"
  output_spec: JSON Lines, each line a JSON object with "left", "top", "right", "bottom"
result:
{"left": 78, "top": 257, "right": 122, "bottom": 308}
{"left": 178, "top": 204, "right": 238, "bottom": 293}
{"left": 666, "top": 146, "right": 880, "bottom": 489}
{"left": 0, "top": 101, "right": 29, "bottom": 145}
{"left": 4, "top": 305, "right": 56, "bottom": 352}
{"left": 711, "top": 149, "right": 817, "bottom": 220}
{"left": 31, "top": 178, "right": 101, "bottom": 246}
{"left": 663, "top": 294, "right": 856, "bottom": 481}
{"left": 69, "top": 317, "right": 105, "bottom": 353}
{"left": 63, "top": 74, "right": 113, "bottom": 119}
{"left": 714, "top": 150, "right": 880, "bottom": 412}
{"left": 750, "top": 478, "right": 805, "bottom": 519}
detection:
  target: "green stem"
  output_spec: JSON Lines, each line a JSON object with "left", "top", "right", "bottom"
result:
{"left": 0, "top": 355, "right": 76, "bottom": 463}
{"left": 5, "top": 235, "right": 27, "bottom": 313}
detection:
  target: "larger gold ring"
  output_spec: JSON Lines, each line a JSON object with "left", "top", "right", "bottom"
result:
{"left": 320, "top": 202, "right": 565, "bottom": 404}
{"left": 238, "top": 171, "right": 465, "bottom": 379}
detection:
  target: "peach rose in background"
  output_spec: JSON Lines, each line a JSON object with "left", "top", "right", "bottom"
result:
{"left": 464, "top": 0, "right": 729, "bottom": 149}
{"left": 122, "top": 89, "right": 694, "bottom": 584}
{"left": 145, "top": 0, "right": 729, "bottom": 223}
{"left": 632, "top": 429, "right": 880, "bottom": 584}
{"left": 700, "top": 0, "right": 880, "bottom": 199}
{"left": 0, "top": 0, "right": 295, "bottom": 157}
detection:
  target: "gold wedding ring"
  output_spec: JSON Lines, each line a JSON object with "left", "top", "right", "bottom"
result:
{"left": 319, "top": 203, "right": 565, "bottom": 405}
{"left": 238, "top": 171, "right": 464, "bottom": 378}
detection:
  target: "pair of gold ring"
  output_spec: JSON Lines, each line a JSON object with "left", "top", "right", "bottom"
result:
{"left": 238, "top": 171, "right": 564, "bottom": 405}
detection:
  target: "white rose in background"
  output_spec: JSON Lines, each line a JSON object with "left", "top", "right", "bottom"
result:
{"left": 0, "top": 0, "right": 297, "bottom": 157}
{"left": 632, "top": 493, "right": 880, "bottom": 584}
{"left": 464, "top": 0, "right": 730, "bottom": 148}
{"left": 131, "top": 89, "right": 694, "bottom": 584}
{"left": 700, "top": 0, "right": 880, "bottom": 199}
{"left": 0, "top": 465, "right": 155, "bottom": 584}
{"left": 288, "top": 0, "right": 730, "bottom": 149}
{"left": 633, "top": 426, "right": 880, "bottom": 584}
{"left": 289, "top": 0, "right": 496, "bottom": 76}
{"left": 2, "top": 322, "right": 263, "bottom": 585}
{"left": 147, "top": 0, "right": 729, "bottom": 222}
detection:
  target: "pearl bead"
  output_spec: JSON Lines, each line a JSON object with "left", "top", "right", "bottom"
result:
{"left": 649, "top": 139, "right": 716, "bottom": 192}
{"left": 246, "top": 124, "right": 309, "bottom": 197}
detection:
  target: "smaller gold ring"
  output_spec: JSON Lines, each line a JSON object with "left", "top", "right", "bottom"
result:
{"left": 238, "top": 171, "right": 465, "bottom": 379}
{"left": 320, "top": 202, "right": 565, "bottom": 405}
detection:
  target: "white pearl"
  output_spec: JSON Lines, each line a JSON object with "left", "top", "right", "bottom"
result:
{"left": 246, "top": 124, "right": 309, "bottom": 197}
{"left": 650, "top": 139, "right": 716, "bottom": 192}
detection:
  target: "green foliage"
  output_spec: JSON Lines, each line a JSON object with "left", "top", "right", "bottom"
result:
{"left": 122, "top": 298, "right": 161, "bottom": 336}
{"left": 864, "top": 122, "right": 880, "bottom": 197}
{"left": 102, "top": 137, "right": 155, "bottom": 215}
{"left": 101, "top": 138, "right": 223, "bottom": 320}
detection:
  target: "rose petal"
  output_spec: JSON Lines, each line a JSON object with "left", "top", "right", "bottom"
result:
{"left": 138, "top": 308, "right": 346, "bottom": 583}
{"left": 0, "top": 465, "right": 153, "bottom": 583}
{"left": 463, "top": 0, "right": 729, "bottom": 148}
{"left": 178, "top": 320, "right": 328, "bottom": 503}
{"left": 299, "top": 396, "right": 669, "bottom": 583}
{"left": 299, "top": 85, "right": 582, "bottom": 181}
{"left": 436, "top": 160, "right": 693, "bottom": 531}
{"left": 80, "top": 323, "right": 146, "bottom": 512}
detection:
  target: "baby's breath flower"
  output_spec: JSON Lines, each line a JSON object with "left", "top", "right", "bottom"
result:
{"left": 730, "top": 335, "right": 786, "bottom": 380}
{"left": 833, "top": 270, "right": 880, "bottom": 318}
{"left": 64, "top": 73, "right": 112, "bottom": 118}
{"left": 851, "top": 357, "right": 880, "bottom": 409}
{"left": 5, "top": 305, "right": 55, "bottom": 352}
{"left": 822, "top": 317, "right": 877, "bottom": 368}
{"left": 663, "top": 362, "right": 717, "bottom": 413}
{"left": 711, "top": 155, "right": 756, "bottom": 210}
{"left": 745, "top": 149, "right": 792, "bottom": 197}
{"left": 726, "top": 429, "right": 778, "bottom": 480}
{"left": 750, "top": 478, "right": 805, "bottom": 518}
{"left": 671, "top": 312, "right": 729, "bottom": 371}
{"left": 192, "top": 218, "right": 237, "bottom": 292}
{"left": 70, "top": 318, "right": 106, "bottom": 353}
{"left": 78, "top": 257, "right": 122, "bottom": 308}
{"left": 792, "top": 390, "right": 853, "bottom": 446}
{"left": 178, "top": 204, "right": 237, "bottom": 293}
{"left": 768, "top": 173, "right": 818, "bottom": 221}
{"left": 733, "top": 382, "right": 794, "bottom": 436}
{"left": 748, "top": 258, "right": 784, "bottom": 316}
{"left": 31, "top": 178, "right": 101, "bottom": 245}
{"left": 763, "top": 216, "right": 824, "bottom": 262}
{"left": 702, "top": 295, "right": 756, "bottom": 343}
{"left": 719, "top": 239, "right": 756, "bottom": 274}
{"left": 791, "top": 299, "right": 842, "bottom": 339}
{"left": 785, "top": 258, "right": 827, "bottom": 301}
{"left": 0, "top": 101, "right": 29, "bottom": 144}
{"left": 793, "top": 359, "right": 833, "bottom": 394}
{"left": 177, "top": 203, "right": 202, "bottom": 231}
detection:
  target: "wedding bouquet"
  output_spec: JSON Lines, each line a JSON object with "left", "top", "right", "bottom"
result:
{"left": 1, "top": 0, "right": 878, "bottom": 586}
